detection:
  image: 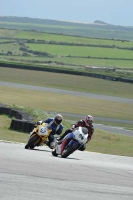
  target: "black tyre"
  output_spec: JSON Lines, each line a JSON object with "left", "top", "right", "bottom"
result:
{"left": 25, "top": 135, "right": 41, "bottom": 149}
{"left": 61, "top": 143, "right": 78, "bottom": 158}
{"left": 29, "top": 144, "right": 35, "bottom": 149}
{"left": 52, "top": 149, "right": 58, "bottom": 157}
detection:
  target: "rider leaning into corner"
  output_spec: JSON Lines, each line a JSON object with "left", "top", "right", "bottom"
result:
{"left": 35, "top": 114, "right": 63, "bottom": 149}
{"left": 58, "top": 115, "right": 94, "bottom": 151}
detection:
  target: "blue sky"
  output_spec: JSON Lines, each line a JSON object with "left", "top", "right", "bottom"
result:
{"left": 1, "top": 0, "right": 133, "bottom": 26}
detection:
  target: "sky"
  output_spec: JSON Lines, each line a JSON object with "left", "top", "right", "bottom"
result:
{"left": 1, "top": 0, "right": 133, "bottom": 26}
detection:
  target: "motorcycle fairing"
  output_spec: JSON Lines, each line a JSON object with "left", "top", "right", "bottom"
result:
{"left": 31, "top": 123, "right": 52, "bottom": 142}
{"left": 73, "top": 128, "right": 88, "bottom": 144}
{"left": 38, "top": 124, "right": 49, "bottom": 136}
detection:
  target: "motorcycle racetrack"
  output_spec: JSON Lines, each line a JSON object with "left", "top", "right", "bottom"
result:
{"left": 0, "top": 141, "right": 133, "bottom": 200}
{"left": 0, "top": 82, "right": 133, "bottom": 199}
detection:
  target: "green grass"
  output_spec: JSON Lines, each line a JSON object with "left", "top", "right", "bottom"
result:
{"left": 27, "top": 43, "right": 133, "bottom": 59}
{"left": 0, "top": 28, "right": 17, "bottom": 37}
{"left": 0, "top": 86, "right": 133, "bottom": 121}
{"left": 0, "top": 67, "right": 133, "bottom": 129}
{"left": 0, "top": 115, "right": 133, "bottom": 157}
{"left": 0, "top": 67, "right": 133, "bottom": 99}
{"left": 0, "top": 115, "right": 29, "bottom": 143}
{"left": 1, "top": 28, "right": 133, "bottom": 71}
{"left": 0, "top": 43, "right": 21, "bottom": 54}
{"left": 13, "top": 30, "right": 133, "bottom": 47}
{"left": 1, "top": 28, "right": 133, "bottom": 48}
{"left": 0, "top": 39, "right": 12, "bottom": 42}
{"left": 1, "top": 55, "right": 133, "bottom": 69}
{"left": 1, "top": 20, "right": 133, "bottom": 40}
{"left": 87, "top": 129, "right": 133, "bottom": 157}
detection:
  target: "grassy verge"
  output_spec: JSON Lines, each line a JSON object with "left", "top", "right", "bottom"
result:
{"left": 0, "top": 67, "right": 133, "bottom": 99}
{"left": 87, "top": 129, "right": 133, "bottom": 157}
{"left": 0, "top": 67, "right": 133, "bottom": 128}
{"left": 0, "top": 86, "right": 133, "bottom": 121}
{"left": 0, "top": 115, "right": 133, "bottom": 157}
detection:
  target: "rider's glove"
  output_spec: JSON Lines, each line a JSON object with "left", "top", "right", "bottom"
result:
{"left": 37, "top": 120, "right": 43, "bottom": 125}
{"left": 71, "top": 125, "right": 75, "bottom": 130}
{"left": 35, "top": 120, "right": 42, "bottom": 127}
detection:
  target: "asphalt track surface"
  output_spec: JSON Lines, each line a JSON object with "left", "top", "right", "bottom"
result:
{"left": 0, "top": 141, "right": 133, "bottom": 200}
{"left": 0, "top": 81, "right": 133, "bottom": 136}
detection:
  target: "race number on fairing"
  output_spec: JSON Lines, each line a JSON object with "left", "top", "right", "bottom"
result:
{"left": 39, "top": 126, "right": 48, "bottom": 135}
{"left": 78, "top": 134, "right": 84, "bottom": 140}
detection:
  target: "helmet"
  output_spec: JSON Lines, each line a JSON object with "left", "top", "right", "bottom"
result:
{"left": 54, "top": 114, "right": 63, "bottom": 125}
{"left": 84, "top": 115, "right": 94, "bottom": 126}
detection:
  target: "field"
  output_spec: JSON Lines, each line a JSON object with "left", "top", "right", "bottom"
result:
{"left": 26, "top": 43, "right": 133, "bottom": 59}
{"left": 0, "top": 28, "right": 133, "bottom": 78}
{"left": 12, "top": 30, "right": 133, "bottom": 47}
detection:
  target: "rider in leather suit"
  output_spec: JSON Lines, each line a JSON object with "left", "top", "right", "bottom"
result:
{"left": 35, "top": 114, "right": 63, "bottom": 149}
{"left": 58, "top": 115, "right": 94, "bottom": 151}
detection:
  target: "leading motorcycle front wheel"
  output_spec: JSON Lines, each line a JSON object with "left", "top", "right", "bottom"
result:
{"left": 61, "top": 143, "right": 78, "bottom": 158}
{"left": 25, "top": 135, "right": 41, "bottom": 149}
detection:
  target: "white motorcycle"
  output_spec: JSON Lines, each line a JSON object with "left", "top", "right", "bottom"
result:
{"left": 52, "top": 126, "right": 88, "bottom": 158}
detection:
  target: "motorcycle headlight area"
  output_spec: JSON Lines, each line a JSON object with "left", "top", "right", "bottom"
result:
{"left": 73, "top": 131, "right": 84, "bottom": 141}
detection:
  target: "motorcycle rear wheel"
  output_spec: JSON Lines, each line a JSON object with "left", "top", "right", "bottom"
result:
{"left": 25, "top": 135, "right": 41, "bottom": 149}
{"left": 61, "top": 143, "right": 78, "bottom": 158}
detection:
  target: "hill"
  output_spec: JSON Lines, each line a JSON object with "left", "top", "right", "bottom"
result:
{"left": 0, "top": 16, "right": 133, "bottom": 40}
